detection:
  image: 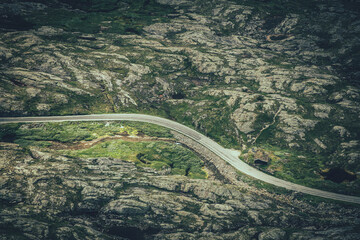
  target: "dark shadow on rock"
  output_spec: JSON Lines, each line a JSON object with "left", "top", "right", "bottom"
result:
{"left": 321, "top": 167, "right": 357, "bottom": 183}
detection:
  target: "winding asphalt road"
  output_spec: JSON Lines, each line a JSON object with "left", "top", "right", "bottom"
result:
{"left": 1, "top": 113, "right": 360, "bottom": 204}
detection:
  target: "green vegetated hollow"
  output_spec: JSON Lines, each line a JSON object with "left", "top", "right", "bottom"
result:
{"left": 320, "top": 168, "right": 357, "bottom": 183}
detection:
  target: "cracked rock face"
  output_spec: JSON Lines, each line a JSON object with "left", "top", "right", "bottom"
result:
{"left": 1, "top": 0, "right": 360, "bottom": 238}
{"left": 0, "top": 145, "right": 359, "bottom": 239}
{"left": 1, "top": 0, "right": 358, "bottom": 163}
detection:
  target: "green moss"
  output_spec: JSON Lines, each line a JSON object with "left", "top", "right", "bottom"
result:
{"left": 249, "top": 144, "right": 360, "bottom": 196}
{"left": 0, "top": 121, "right": 205, "bottom": 178}
{"left": 150, "top": 161, "right": 169, "bottom": 170}
{"left": 0, "top": 121, "right": 173, "bottom": 144}
{"left": 63, "top": 140, "right": 207, "bottom": 179}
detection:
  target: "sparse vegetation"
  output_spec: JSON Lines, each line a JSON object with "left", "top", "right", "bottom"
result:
{"left": 245, "top": 144, "right": 360, "bottom": 196}
{"left": 0, "top": 121, "right": 172, "bottom": 145}
{"left": 0, "top": 121, "right": 206, "bottom": 179}
{"left": 63, "top": 140, "right": 207, "bottom": 179}
{"left": 1, "top": 0, "right": 360, "bottom": 238}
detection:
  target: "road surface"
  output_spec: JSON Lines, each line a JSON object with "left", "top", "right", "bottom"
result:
{"left": 1, "top": 113, "right": 359, "bottom": 204}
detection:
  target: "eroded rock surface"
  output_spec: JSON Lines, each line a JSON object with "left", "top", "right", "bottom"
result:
{"left": 1, "top": 1, "right": 358, "bottom": 171}
{"left": 1, "top": 0, "right": 360, "bottom": 238}
{"left": 0, "top": 143, "right": 359, "bottom": 239}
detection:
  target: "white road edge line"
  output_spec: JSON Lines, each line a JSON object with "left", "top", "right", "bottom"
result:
{"left": 1, "top": 113, "right": 359, "bottom": 204}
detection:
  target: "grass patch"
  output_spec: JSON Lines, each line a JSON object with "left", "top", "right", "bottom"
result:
{"left": 0, "top": 121, "right": 172, "bottom": 144}
{"left": 0, "top": 121, "right": 206, "bottom": 178}
{"left": 247, "top": 144, "right": 360, "bottom": 197}
{"left": 62, "top": 140, "right": 207, "bottom": 179}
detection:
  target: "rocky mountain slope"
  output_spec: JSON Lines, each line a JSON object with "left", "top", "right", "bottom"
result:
{"left": 1, "top": 123, "right": 360, "bottom": 239}
{"left": 1, "top": 0, "right": 359, "bottom": 192}
{"left": 1, "top": 0, "right": 360, "bottom": 239}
